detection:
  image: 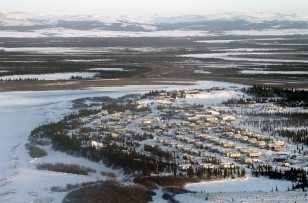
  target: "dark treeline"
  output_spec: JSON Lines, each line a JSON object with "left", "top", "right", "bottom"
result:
{"left": 63, "top": 179, "right": 152, "bottom": 203}
{"left": 241, "top": 112, "right": 308, "bottom": 146}
{"left": 276, "top": 129, "right": 308, "bottom": 146}
{"left": 141, "top": 90, "right": 165, "bottom": 99}
{"left": 243, "top": 85, "right": 308, "bottom": 107}
{"left": 95, "top": 67, "right": 150, "bottom": 79}
{"left": 36, "top": 163, "right": 96, "bottom": 175}
{"left": 251, "top": 165, "right": 307, "bottom": 191}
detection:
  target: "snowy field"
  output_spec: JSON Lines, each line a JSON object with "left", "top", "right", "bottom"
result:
{"left": 241, "top": 70, "right": 308, "bottom": 75}
{"left": 0, "top": 90, "right": 130, "bottom": 202}
{"left": 181, "top": 53, "right": 308, "bottom": 63}
{"left": 0, "top": 72, "right": 98, "bottom": 81}
{"left": 89, "top": 68, "right": 133, "bottom": 71}
{"left": 0, "top": 29, "right": 214, "bottom": 38}
{"left": 0, "top": 28, "right": 307, "bottom": 38}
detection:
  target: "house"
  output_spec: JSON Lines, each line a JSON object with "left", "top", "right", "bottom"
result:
{"left": 253, "top": 141, "right": 266, "bottom": 148}
{"left": 222, "top": 143, "right": 235, "bottom": 148}
{"left": 257, "top": 135, "right": 270, "bottom": 141}
{"left": 91, "top": 141, "right": 103, "bottom": 148}
{"left": 274, "top": 157, "right": 286, "bottom": 162}
{"left": 200, "top": 163, "right": 214, "bottom": 169}
{"left": 283, "top": 163, "right": 290, "bottom": 168}
{"left": 248, "top": 152, "right": 262, "bottom": 157}
{"left": 189, "top": 123, "right": 196, "bottom": 128}
{"left": 187, "top": 116, "right": 197, "bottom": 122}
{"left": 156, "top": 97, "right": 164, "bottom": 101}
{"left": 208, "top": 110, "right": 220, "bottom": 115}
{"left": 247, "top": 138, "right": 257, "bottom": 144}
{"left": 143, "top": 119, "right": 152, "bottom": 124}
{"left": 241, "top": 157, "right": 253, "bottom": 164}
{"left": 220, "top": 163, "right": 235, "bottom": 169}
{"left": 267, "top": 143, "right": 281, "bottom": 151}
{"left": 184, "top": 90, "right": 199, "bottom": 94}
{"left": 179, "top": 164, "right": 192, "bottom": 171}
{"left": 239, "top": 148, "right": 252, "bottom": 154}
{"left": 206, "top": 117, "right": 218, "bottom": 122}
{"left": 195, "top": 142, "right": 203, "bottom": 148}
{"left": 212, "top": 87, "right": 225, "bottom": 91}
{"left": 232, "top": 134, "right": 242, "bottom": 140}
{"left": 239, "top": 136, "right": 248, "bottom": 142}
{"left": 227, "top": 152, "right": 241, "bottom": 158}
{"left": 222, "top": 115, "right": 236, "bottom": 121}
{"left": 106, "top": 121, "right": 117, "bottom": 126}
{"left": 274, "top": 141, "right": 284, "bottom": 146}
{"left": 101, "top": 110, "right": 108, "bottom": 115}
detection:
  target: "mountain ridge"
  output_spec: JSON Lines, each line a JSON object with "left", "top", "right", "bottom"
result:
{"left": 0, "top": 11, "right": 307, "bottom": 37}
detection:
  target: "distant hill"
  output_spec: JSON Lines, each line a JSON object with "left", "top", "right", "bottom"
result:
{"left": 0, "top": 11, "right": 307, "bottom": 37}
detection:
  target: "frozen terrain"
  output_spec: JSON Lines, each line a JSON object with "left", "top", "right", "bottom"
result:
{"left": 0, "top": 72, "right": 98, "bottom": 81}
{"left": 0, "top": 81, "right": 244, "bottom": 202}
{"left": 0, "top": 80, "right": 307, "bottom": 203}
{"left": 0, "top": 90, "right": 129, "bottom": 202}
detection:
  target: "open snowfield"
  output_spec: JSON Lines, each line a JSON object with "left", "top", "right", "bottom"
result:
{"left": 0, "top": 89, "right": 130, "bottom": 202}
{"left": 0, "top": 29, "right": 214, "bottom": 38}
{"left": 0, "top": 72, "right": 98, "bottom": 81}
{"left": 241, "top": 70, "right": 308, "bottom": 75}
{"left": 175, "top": 174, "right": 307, "bottom": 203}
{"left": 181, "top": 53, "right": 308, "bottom": 63}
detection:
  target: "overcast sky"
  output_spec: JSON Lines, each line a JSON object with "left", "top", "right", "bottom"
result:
{"left": 1, "top": 0, "right": 307, "bottom": 17}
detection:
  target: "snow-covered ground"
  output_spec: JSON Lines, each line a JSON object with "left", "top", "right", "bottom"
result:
{"left": 224, "top": 29, "right": 308, "bottom": 36}
{"left": 0, "top": 81, "right": 245, "bottom": 202}
{"left": 0, "top": 29, "right": 214, "bottom": 38}
{"left": 184, "top": 176, "right": 292, "bottom": 193}
{"left": 241, "top": 70, "right": 308, "bottom": 75}
{"left": 181, "top": 53, "right": 308, "bottom": 63}
{"left": 0, "top": 80, "right": 306, "bottom": 203}
{"left": 89, "top": 68, "right": 132, "bottom": 71}
{"left": 0, "top": 72, "right": 98, "bottom": 81}
{"left": 194, "top": 70, "right": 212, "bottom": 74}
{"left": 0, "top": 90, "right": 130, "bottom": 202}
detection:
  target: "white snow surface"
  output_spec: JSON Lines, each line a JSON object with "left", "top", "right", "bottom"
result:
{"left": 0, "top": 72, "right": 98, "bottom": 81}
{"left": 185, "top": 176, "right": 292, "bottom": 193}
{"left": 0, "top": 29, "right": 214, "bottom": 38}
{"left": 89, "top": 68, "right": 132, "bottom": 71}
{"left": 181, "top": 53, "right": 308, "bottom": 63}
{"left": 241, "top": 70, "right": 308, "bottom": 75}
{"left": 0, "top": 89, "right": 129, "bottom": 202}
{"left": 225, "top": 29, "right": 308, "bottom": 36}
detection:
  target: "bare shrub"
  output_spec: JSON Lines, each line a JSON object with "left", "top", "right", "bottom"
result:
{"left": 26, "top": 144, "right": 47, "bottom": 158}
{"left": 36, "top": 163, "right": 96, "bottom": 175}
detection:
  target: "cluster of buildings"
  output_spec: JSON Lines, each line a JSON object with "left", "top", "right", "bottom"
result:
{"left": 63, "top": 88, "right": 306, "bottom": 174}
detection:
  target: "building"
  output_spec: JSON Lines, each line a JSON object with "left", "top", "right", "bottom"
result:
{"left": 227, "top": 152, "right": 241, "bottom": 158}
{"left": 222, "top": 115, "right": 236, "bottom": 121}
{"left": 248, "top": 152, "right": 262, "bottom": 157}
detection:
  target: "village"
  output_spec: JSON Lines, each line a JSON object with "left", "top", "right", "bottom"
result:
{"left": 58, "top": 86, "right": 307, "bottom": 180}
